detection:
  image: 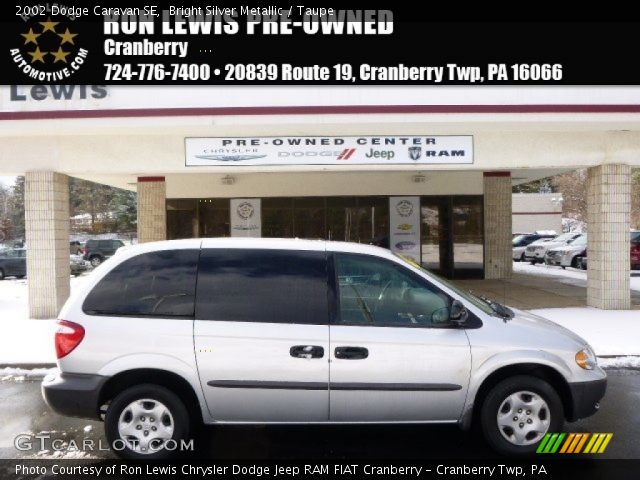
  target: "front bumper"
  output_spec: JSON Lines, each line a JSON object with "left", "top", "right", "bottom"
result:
{"left": 42, "top": 370, "right": 107, "bottom": 420}
{"left": 567, "top": 377, "right": 607, "bottom": 422}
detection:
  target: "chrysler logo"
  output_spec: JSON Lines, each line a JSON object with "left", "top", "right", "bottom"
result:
{"left": 396, "top": 200, "right": 414, "bottom": 217}
{"left": 237, "top": 202, "right": 255, "bottom": 220}
{"left": 196, "top": 154, "right": 267, "bottom": 162}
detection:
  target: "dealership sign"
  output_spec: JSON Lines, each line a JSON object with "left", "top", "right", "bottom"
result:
{"left": 389, "top": 196, "right": 421, "bottom": 262}
{"left": 186, "top": 136, "right": 473, "bottom": 166}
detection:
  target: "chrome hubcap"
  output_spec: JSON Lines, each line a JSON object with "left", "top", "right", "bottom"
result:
{"left": 497, "top": 390, "right": 550, "bottom": 446}
{"left": 117, "top": 399, "right": 174, "bottom": 454}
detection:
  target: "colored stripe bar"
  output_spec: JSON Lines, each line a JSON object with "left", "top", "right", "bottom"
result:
{"left": 536, "top": 433, "right": 552, "bottom": 453}
{"left": 574, "top": 433, "right": 589, "bottom": 453}
{"left": 590, "top": 434, "right": 606, "bottom": 453}
{"left": 559, "top": 433, "right": 575, "bottom": 453}
{"left": 543, "top": 433, "right": 559, "bottom": 453}
{"left": 567, "top": 433, "right": 583, "bottom": 454}
{"left": 583, "top": 434, "right": 599, "bottom": 453}
{"left": 598, "top": 434, "right": 613, "bottom": 453}
{"left": 550, "top": 433, "right": 566, "bottom": 453}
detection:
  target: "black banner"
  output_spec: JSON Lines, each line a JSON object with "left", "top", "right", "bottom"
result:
{"left": 2, "top": 3, "right": 640, "bottom": 84}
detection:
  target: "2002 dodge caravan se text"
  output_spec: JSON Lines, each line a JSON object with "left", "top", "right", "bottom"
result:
{"left": 42, "top": 238, "right": 606, "bottom": 459}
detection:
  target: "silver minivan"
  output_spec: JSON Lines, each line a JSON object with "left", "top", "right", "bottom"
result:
{"left": 42, "top": 238, "right": 606, "bottom": 459}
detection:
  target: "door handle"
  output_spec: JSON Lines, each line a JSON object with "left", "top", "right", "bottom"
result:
{"left": 335, "top": 346, "right": 369, "bottom": 360}
{"left": 290, "top": 345, "right": 324, "bottom": 359}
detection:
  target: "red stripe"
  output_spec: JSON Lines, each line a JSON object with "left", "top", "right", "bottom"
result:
{"left": 137, "top": 176, "right": 165, "bottom": 182}
{"left": 484, "top": 171, "right": 511, "bottom": 177}
{"left": 2, "top": 104, "right": 640, "bottom": 121}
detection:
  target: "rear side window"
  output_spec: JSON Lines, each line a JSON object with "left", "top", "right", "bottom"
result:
{"left": 196, "top": 249, "right": 329, "bottom": 325}
{"left": 83, "top": 249, "right": 199, "bottom": 317}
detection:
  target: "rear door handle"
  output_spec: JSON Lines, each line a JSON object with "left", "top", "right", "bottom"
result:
{"left": 290, "top": 345, "right": 324, "bottom": 359}
{"left": 335, "top": 346, "right": 369, "bottom": 360}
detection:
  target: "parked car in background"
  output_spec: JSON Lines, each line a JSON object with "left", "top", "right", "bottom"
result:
{"left": 577, "top": 230, "right": 640, "bottom": 271}
{"left": 545, "top": 235, "right": 586, "bottom": 269}
{"left": 512, "top": 232, "right": 557, "bottom": 262}
{"left": 524, "top": 232, "right": 582, "bottom": 264}
{"left": 70, "top": 254, "right": 89, "bottom": 276}
{"left": 0, "top": 248, "right": 27, "bottom": 279}
{"left": 0, "top": 248, "right": 90, "bottom": 280}
{"left": 82, "top": 239, "right": 125, "bottom": 267}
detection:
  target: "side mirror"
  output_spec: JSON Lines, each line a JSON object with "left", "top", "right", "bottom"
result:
{"left": 449, "top": 300, "right": 468, "bottom": 326}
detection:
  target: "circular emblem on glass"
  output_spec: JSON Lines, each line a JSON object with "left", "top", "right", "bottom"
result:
{"left": 395, "top": 200, "right": 414, "bottom": 217}
{"left": 237, "top": 202, "right": 255, "bottom": 220}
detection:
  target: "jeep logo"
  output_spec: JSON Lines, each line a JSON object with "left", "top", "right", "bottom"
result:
{"left": 365, "top": 149, "right": 395, "bottom": 160}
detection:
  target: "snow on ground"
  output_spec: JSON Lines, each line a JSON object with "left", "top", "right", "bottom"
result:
{"left": 1, "top": 266, "right": 639, "bottom": 367}
{"left": 514, "top": 261, "right": 640, "bottom": 292}
{"left": 0, "top": 367, "right": 55, "bottom": 382}
{"left": 598, "top": 356, "right": 640, "bottom": 369}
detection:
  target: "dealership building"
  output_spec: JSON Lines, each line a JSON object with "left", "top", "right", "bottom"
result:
{"left": 0, "top": 86, "right": 638, "bottom": 317}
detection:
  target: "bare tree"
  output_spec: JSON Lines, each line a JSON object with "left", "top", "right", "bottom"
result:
{"left": 551, "top": 169, "right": 588, "bottom": 221}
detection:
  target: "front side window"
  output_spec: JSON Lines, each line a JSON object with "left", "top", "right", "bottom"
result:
{"left": 83, "top": 249, "right": 199, "bottom": 317}
{"left": 196, "top": 249, "right": 329, "bottom": 325}
{"left": 334, "top": 253, "right": 452, "bottom": 327}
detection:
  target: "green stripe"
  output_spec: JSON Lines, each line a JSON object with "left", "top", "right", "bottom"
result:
{"left": 543, "top": 433, "right": 559, "bottom": 453}
{"left": 537, "top": 433, "right": 552, "bottom": 453}
{"left": 550, "top": 433, "right": 566, "bottom": 453}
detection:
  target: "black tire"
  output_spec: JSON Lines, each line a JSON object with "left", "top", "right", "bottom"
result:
{"left": 571, "top": 257, "right": 579, "bottom": 269}
{"left": 16, "top": 275, "right": 25, "bottom": 279}
{"left": 0, "top": 269, "right": 4, "bottom": 280}
{"left": 520, "top": 253, "right": 525, "bottom": 262}
{"left": 105, "top": 384, "right": 191, "bottom": 460}
{"left": 89, "top": 255, "right": 103, "bottom": 267}
{"left": 480, "top": 375, "right": 564, "bottom": 456}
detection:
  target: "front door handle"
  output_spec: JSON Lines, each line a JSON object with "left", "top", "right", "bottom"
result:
{"left": 290, "top": 345, "right": 324, "bottom": 359}
{"left": 335, "top": 346, "right": 369, "bottom": 360}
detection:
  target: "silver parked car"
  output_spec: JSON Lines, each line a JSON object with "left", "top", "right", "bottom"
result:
{"left": 545, "top": 235, "right": 587, "bottom": 269}
{"left": 42, "top": 239, "right": 606, "bottom": 459}
{"left": 524, "top": 232, "right": 583, "bottom": 264}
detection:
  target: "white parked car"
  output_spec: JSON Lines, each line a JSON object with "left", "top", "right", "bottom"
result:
{"left": 545, "top": 235, "right": 587, "bottom": 269}
{"left": 524, "top": 232, "right": 583, "bottom": 264}
{"left": 42, "top": 239, "right": 606, "bottom": 459}
{"left": 512, "top": 233, "right": 557, "bottom": 262}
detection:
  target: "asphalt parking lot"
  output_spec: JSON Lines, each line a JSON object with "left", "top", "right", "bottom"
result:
{"left": 0, "top": 369, "right": 637, "bottom": 460}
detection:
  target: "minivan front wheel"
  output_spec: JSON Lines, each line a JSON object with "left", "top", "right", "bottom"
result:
{"left": 480, "top": 375, "right": 563, "bottom": 455}
{"left": 105, "top": 384, "right": 190, "bottom": 460}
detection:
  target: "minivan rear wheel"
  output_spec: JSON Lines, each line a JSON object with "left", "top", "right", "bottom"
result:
{"left": 480, "top": 375, "right": 563, "bottom": 455}
{"left": 105, "top": 384, "right": 190, "bottom": 460}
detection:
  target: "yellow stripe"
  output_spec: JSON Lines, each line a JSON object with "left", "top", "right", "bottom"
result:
{"left": 597, "top": 434, "right": 613, "bottom": 454}
{"left": 590, "top": 434, "right": 606, "bottom": 453}
{"left": 559, "top": 433, "right": 575, "bottom": 453}
{"left": 583, "top": 434, "right": 598, "bottom": 453}
{"left": 574, "top": 433, "right": 589, "bottom": 453}
{"left": 567, "top": 434, "right": 583, "bottom": 453}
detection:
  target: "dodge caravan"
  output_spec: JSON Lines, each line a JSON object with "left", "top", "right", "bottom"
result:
{"left": 42, "top": 238, "right": 606, "bottom": 458}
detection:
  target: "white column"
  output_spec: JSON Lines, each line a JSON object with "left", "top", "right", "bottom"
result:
{"left": 587, "top": 164, "right": 631, "bottom": 309}
{"left": 137, "top": 177, "right": 166, "bottom": 243}
{"left": 25, "top": 172, "right": 70, "bottom": 319}
{"left": 484, "top": 172, "right": 513, "bottom": 279}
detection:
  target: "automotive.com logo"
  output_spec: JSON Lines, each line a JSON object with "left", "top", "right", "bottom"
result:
{"left": 10, "top": 10, "right": 89, "bottom": 81}
{"left": 536, "top": 432, "right": 613, "bottom": 454}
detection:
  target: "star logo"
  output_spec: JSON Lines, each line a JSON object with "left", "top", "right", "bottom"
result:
{"left": 39, "top": 17, "right": 59, "bottom": 33}
{"left": 11, "top": 14, "right": 88, "bottom": 79}
{"left": 21, "top": 28, "right": 40, "bottom": 46}
{"left": 27, "top": 46, "right": 47, "bottom": 63}
{"left": 49, "top": 47, "right": 70, "bottom": 63}
{"left": 57, "top": 28, "right": 77, "bottom": 46}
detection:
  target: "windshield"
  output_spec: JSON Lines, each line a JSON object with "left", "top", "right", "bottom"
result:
{"left": 512, "top": 235, "right": 529, "bottom": 246}
{"left": 393, "top": 254, "right": 497, "bottom": 316}
{"left": 631, "top": 231, "right": 640, "bottom": 243}
{"left": 555, "top": 233, "right": 579, "bottom": 243}
{"left": 570, "top": 235, "right": 587, "bottom": 246}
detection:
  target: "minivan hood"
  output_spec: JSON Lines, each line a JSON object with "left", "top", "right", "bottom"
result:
{"left": 505, "top": 308, "right": 588, "bottom": 349}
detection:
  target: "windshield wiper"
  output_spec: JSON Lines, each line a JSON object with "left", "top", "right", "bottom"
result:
{"left": 470, "top": 291, "right": 514, "bottom": 320}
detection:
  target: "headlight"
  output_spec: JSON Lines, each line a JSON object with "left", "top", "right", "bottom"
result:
{"left": 575, "top": 346, "right": 597, "bottom": 370}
